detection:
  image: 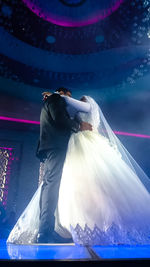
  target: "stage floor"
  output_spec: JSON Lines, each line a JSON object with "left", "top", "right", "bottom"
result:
{"left": 1, "top": 239, "right": 150, "bottom": 262}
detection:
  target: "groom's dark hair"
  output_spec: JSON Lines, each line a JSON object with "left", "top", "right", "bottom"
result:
{"left": 55, "top": 87, "right": 72, "bottom": 95}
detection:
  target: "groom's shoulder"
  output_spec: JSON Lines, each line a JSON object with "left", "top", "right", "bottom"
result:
{"left": 45, "top": 93, "right": 66, "bottom": 109}
{"left": 46, "top": 93, "right": 61, "bottom": 103}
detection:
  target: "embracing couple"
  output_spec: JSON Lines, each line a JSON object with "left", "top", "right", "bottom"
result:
{"left": 36, "top": 87, "right": 93, "bottom": 243}
{"left": 7, "top": 88, "right": 150, "bottom": 246}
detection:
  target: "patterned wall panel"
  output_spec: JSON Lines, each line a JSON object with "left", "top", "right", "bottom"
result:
{"left": 0, "top": 147, "right": 14, "bottom": 208}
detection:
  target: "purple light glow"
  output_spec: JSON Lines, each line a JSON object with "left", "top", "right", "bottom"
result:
{"left": 0, "top": 147, "right": 13, "bottom": 150}
{"left": 22, "top": 0, "right": 124, "bottom": 27}
{"left": 0, "top": 116, "right": 150, "bottom": 140}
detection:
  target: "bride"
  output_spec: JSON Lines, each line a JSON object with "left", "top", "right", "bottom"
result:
{"left": 7, "top": 95, "right": 150, "bottom": 246}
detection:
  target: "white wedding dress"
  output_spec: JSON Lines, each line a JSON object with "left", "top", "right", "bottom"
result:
{"left": 7, "top": 96, "right": 150, "bottom": 246}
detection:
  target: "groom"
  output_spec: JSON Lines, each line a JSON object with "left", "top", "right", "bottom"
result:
{"left": 36, "top": 87, "right": 92, "bottom": 243}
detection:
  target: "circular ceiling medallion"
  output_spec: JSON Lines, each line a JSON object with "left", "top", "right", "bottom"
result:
{"left": 59, "top": 0, "right": 86, "bottom": 7}
{"left": 22, "top": 0, "right": 124, "bottom": 27}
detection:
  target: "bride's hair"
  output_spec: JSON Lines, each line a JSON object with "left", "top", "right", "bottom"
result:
{"left": 42, "top": 91, "right": 52, "bottom": 101}
{"left": 80, "top": 96, "right": 87, "bottom": 102}
{"left": 55, "top": 87, "right": 72, "bottom": 95}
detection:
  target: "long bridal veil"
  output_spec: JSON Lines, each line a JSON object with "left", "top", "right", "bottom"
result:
{"left": 84, "top": 96, "right": 150, "bottom": 193}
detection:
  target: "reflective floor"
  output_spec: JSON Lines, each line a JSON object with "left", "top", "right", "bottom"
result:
{"left": 1, "top": 239, "right": 150, "bottom": 261}
{"left": 93, "top": 244, "right": 150, "bottom": 259}
{"left": 0, "top": 239, "right": 91, "bottom": 260}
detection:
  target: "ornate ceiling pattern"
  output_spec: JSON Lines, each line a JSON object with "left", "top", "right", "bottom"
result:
{"left": 0, "top": 0, "right": 149, "bottom": 93}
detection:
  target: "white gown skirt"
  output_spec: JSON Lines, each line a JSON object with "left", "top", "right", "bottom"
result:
{"left": 7, "top": 130, "right": 150, "bottom": 245}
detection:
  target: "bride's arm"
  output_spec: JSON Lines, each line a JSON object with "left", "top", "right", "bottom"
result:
{"left": 62, "top": 96, "right": 91, "bottom": 113}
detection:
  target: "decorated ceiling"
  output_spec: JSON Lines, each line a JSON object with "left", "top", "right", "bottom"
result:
{"left": 0, "top": 0, "right": 150, "bottom": 95}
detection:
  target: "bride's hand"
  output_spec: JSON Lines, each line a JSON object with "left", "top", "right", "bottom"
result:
{"left": 42, "top": 92, "right": 52, "bottom": 101}
{"left": 79, "top": 121, "right": 93, "bottom": 131}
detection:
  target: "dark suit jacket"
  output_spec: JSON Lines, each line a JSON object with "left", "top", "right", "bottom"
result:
{"left": 36, "top": 93, "right": 80, "bottom": 160}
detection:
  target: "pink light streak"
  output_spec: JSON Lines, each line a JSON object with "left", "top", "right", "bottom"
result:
{"left": 0, "top": 116, "right": 40, "bottom": 125}
{"left": 114, "top": 131, "right": 150, "bottom": 139}
{"left": 0, "top": 115, "right": 150, "bottom": 139}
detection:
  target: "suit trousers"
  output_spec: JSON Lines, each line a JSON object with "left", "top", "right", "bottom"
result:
{"left": 38, "top": 148, "right": 67, "bottom": 235}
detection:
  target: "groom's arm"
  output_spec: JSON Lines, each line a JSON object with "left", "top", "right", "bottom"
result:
{"left": 46, "top": 94, "right": 80, "bottom": 133}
